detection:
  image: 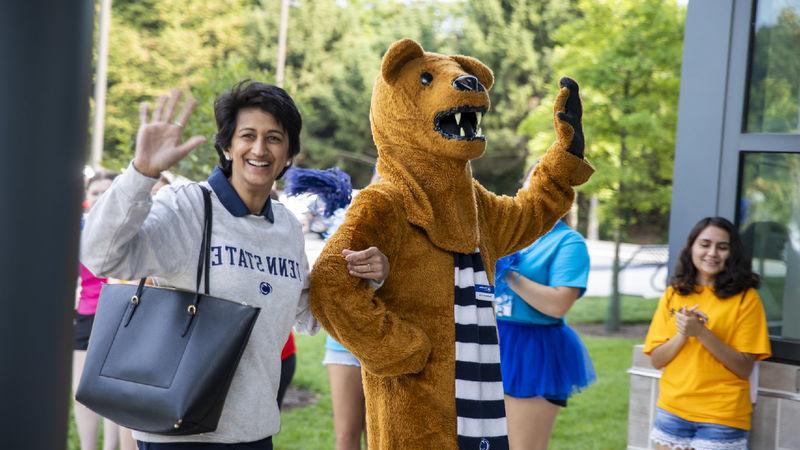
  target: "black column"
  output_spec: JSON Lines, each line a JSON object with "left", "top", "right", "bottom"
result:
{"left": 0, "top": 1, "right": 94, "bottom": 448}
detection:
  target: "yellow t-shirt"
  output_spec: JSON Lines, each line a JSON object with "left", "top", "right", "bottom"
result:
{"left": 643, "top": 286, "right": 771, "bottom": 430}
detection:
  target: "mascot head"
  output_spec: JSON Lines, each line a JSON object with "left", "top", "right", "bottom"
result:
{"left": 370, "top": 38, "right": 494, "bottom": 161}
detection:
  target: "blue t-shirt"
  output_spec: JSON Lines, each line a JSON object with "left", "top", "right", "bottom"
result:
{"left": 495, "top": 221, "right": 590, "bottom": 325}
{"left": 326, "top": 334, "right": 349, "bottom": 352}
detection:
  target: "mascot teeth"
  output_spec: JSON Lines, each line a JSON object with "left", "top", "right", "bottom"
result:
{"left": 434, "top": 107, "right": 488, "bottom": 141}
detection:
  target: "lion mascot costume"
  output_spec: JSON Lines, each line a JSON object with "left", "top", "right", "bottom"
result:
{"left": 310, "top": 38, "right": 593, "bottom": 449}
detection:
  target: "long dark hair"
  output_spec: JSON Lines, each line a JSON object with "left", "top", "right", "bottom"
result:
{"left": 669, "top": 217, "right": 760, "bottom": 298}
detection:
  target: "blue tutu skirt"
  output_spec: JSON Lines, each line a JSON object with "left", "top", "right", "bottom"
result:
{"left": 497, "top": 319, "right": 596, "bottom": 400}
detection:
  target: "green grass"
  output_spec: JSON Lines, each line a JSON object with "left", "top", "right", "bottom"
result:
{"left": 567, "top": 295, "right": 658, "bottom": 324}
{"left": 67, "top": 404, "right": 79, "bottom": 450}
{"left": 550, "top": 336, "right": 641, "bottom": 450}
{"left": 276, "top": 332, "right": 642, "bottom": 450}
{"left": 273, "top": 332, "right": 334, "bottom": 450}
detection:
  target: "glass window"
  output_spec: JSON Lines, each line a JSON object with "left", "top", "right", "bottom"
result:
{"left": 745, "top": 0, "right": 800, "bottom": 133}
{"left": 738, "top": 152, "right": 800, "bottom": 361}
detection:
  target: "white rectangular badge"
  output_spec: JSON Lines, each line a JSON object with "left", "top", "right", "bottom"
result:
{"left": 475, "top": 284, "right": 495, "bottom": 302}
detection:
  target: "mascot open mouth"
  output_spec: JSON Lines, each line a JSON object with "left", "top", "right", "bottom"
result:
{"left": 434, "top": 106, "right": 487, "bottom": 141}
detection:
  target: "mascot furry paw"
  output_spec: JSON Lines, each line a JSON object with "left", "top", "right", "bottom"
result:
{"left": 310, "top": 38, "right": 593, "bottom": 450}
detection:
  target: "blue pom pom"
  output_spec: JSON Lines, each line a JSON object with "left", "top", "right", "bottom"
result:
{"left": 284, "top": 167, "right": 353, "bottom": 217}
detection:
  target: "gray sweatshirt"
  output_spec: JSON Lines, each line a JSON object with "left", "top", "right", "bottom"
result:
{"left": 81, "top": 163, "right": 318, "bottom": 443}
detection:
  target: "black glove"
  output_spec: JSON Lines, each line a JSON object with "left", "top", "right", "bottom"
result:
{"left": 556, "top": 77, "right": 584, "bottom": 159}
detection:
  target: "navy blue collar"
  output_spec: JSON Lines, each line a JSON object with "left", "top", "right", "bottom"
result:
{"left": 208, "top": 167, "right": 274, "bottom": 222}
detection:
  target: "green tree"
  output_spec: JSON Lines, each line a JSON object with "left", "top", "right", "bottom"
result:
{"left": 100, "top": 0, "right": 255, "bottom": 178}
{"left": 246, "top": 0, "right": 568, "bottom": 190}
{"left": 255, "top": 0, "right": 459, "bottom": 187}
{"left": 267, "top": 0, "right": 379, "bottom": 187}
{"left": 98, "top": 0, "right": 582, "bottom": 194}
{"left": 520, "top": 0, "right": 684, "bottom": 330}
{"left": 450, "top": 0, "right": 578, "bottom": 194}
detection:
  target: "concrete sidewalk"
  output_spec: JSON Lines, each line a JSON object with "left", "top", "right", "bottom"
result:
{"left": 304, "top": 235, "right": 668, "bottom": 299}
{"left": 584, "top": 240, "right": 667, "bottom": 299}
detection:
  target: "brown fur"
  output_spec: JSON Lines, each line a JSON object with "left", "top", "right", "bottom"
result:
{"left": 310, "top": 38, "right": 593, "bottom": 449}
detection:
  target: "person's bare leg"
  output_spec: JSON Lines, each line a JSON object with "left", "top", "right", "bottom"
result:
{"left": 102, "top": 420, "right": 119, "bottom": 450}
{"left": 73, "top": 350, "right": 99, "bottom": 450}
{"left": 327, "top": 364, "right": 367, "bottom": 450}
{"left": 118, "top": 426, "right": 137, "bottom": 450}
{"left": 505, "top": 396, "right": 560, "bottom": 450}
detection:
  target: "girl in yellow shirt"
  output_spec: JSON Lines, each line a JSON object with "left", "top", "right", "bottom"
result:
{"left": 644, "top": 217, "right": 771, "bottom": 450}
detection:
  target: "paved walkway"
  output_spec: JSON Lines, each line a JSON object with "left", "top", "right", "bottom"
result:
{"left": 585, "top": 240, "right": 667, "bottom": 298}
{"left": 304, "top": 235, "right": 668, "bottom": 299}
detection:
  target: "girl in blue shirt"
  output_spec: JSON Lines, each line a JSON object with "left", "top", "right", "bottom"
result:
{"left": 495, "top": 202, "right": 595, "bottom": 449}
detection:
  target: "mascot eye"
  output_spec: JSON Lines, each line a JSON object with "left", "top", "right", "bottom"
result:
{"left": 420, "top": 72, "right": 433, "bottom": 86}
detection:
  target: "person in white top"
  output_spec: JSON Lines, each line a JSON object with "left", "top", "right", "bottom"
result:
{"left": 81, "top": 81, "right": 388, "bottom": 449}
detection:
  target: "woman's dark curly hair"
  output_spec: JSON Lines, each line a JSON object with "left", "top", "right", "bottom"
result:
{"left": 213, "top": 80, "right": 302, "bottom": 179}
{"left": 669, "top": 216, "right": 760, "bottom": 298}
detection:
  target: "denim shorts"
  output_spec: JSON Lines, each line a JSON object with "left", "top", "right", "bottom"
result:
{"left": 651, "top": 408, "right": 748, "bottom": 450}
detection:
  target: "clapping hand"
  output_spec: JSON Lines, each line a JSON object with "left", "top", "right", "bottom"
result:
{"left": 675, "top": 305, "right": 708, "bottom": 337}
{"left": 133, "top": 89, "right": 207, "bottom": 178}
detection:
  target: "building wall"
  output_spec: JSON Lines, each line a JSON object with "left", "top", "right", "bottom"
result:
{"left": 667, "top": 0, "right": 734, "bottom": 265}
{"left": 627, "top": 345, "right": 800, "bottom": 449}
{"left": 668, "top": 1, "right": 800, "bottom": 259}
{"left": 633, "top": 0, "right": 800, "bottom": 446}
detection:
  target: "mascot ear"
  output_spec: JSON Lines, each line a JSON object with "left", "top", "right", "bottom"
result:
{"left": 381, "top": 38, "right": 424, "bottom": 85}
{"left": 451, "top": 55, "right": 494, "bottom": 92}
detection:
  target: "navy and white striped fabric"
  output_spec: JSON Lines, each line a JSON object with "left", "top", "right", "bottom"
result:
{"left": 454, "top": 250, "right": 509, "bottom": 450}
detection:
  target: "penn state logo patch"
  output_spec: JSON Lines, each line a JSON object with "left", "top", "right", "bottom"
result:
{"left": 259, "top": 282, "right": 272, "bottom": 296}
{"left": 479, "top": 438, "right": 490, "bottom": 450}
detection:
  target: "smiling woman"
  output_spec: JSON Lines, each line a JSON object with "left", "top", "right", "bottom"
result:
{"left": 212, "top": 82, "right": 301, "bottom": 214}
{"left": 690, "top": 225, "right": 731, "bottom": 287}
{"left": 643, "top": 217, "right": 771, "bottom": 450}
{"left": 80, "top": 80, "right": 390, "bottom": 450}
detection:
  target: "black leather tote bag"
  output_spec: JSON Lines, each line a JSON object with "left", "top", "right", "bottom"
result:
{"left": 76, "top": 186, "right": 261, "bottom": 435}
